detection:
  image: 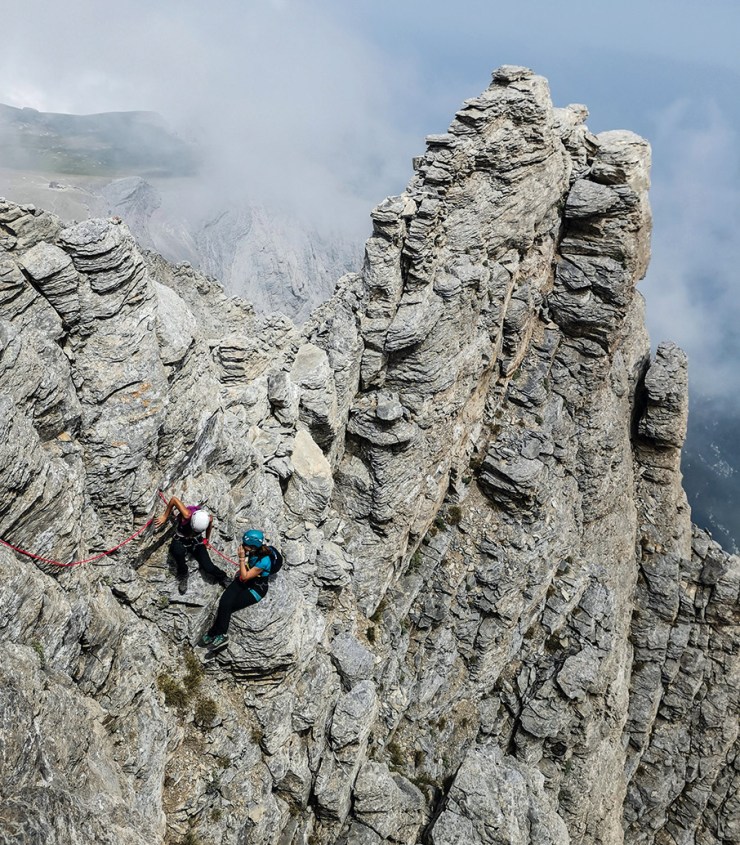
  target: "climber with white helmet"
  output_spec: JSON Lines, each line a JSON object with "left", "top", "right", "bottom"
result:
{"left": 155, "top": 496, "right": 229, "bottom": 594}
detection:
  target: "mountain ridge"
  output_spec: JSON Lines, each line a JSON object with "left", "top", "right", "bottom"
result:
{"left": 0, "top": 66, "right": 738, "bottom": 845}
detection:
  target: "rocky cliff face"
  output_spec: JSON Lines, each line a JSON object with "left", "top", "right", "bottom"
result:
{"left": 1, "top": 66, "right": 738, "bottom": 845}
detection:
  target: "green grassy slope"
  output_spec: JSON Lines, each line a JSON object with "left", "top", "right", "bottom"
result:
{"left": 0, "top": 104, "right": 200, "bottom": 178}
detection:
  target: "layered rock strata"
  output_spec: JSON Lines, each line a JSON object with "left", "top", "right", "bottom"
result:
{"left": 1, "top": 67, "right": 737, "bottom": 845}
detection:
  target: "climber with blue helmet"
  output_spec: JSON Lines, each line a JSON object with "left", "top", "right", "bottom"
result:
{"left": 199, "top": 529, "right": 277, "bottom": 650}
{"left": 155, "top": 495, "right": 229, "bottom": 594}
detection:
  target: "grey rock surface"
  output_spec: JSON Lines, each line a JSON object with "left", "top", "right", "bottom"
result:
{"left": 1, "top": 66, "right": 736, "bottom": 845}
{"left": 0, "top": 170, "right": 360, "bottom": 325}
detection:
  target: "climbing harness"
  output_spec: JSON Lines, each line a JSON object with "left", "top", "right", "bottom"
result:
{"left": 155, "top": 489, "right": 239, "bottom": 568}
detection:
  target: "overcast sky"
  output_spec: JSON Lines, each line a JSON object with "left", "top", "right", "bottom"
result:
{"left": 2, "top": 0, "right": 739, "bottom": 403}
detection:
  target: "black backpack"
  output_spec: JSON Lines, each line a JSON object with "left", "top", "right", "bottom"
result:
{"left": 267, "top": 545, "right": 283, "bottom": 576}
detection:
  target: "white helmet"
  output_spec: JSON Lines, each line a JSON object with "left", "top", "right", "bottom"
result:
{"left": 190, "top": 510, "right": 210, "bottom": 533}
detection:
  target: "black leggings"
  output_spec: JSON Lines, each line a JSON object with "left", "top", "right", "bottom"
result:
{"left": 208, "top": 581, "right": 265, "bottom": 636}
{"left": 170, "top": 537, "right": 227, "bottom": 582}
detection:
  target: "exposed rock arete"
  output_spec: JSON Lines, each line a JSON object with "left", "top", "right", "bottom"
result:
{"left": 0, "top": 67, "right": 738, "bottom": 845}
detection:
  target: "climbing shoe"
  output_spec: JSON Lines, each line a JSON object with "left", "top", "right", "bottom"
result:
{"left": 199, "top": 633, "right": 214, "bottom": 647}
{"left": 178, "top": 576, "right": 188, "bottom": 595}
{"left": 210, "top": 634, "right": 229, "bottom": 649}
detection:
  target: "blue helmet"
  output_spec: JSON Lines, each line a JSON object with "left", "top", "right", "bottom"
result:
{"left": 242, "top": 529, "right": 264, "bottom": 548}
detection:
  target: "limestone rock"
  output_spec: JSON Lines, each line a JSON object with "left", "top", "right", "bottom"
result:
{"left": 330, "top": 631, "right": 374, "bottom": 688}
{"left": 638, "top": 341, "right": 689, "bottom": 448}
{"left": 219, "top": 578, "right": 323, "bottom": 680}
{"left": 284, "top": 429, "right": 334, "bottom": 523}
{"left": 352, "top": 761, "right": 427, "bottom": 842}
{"left": 329, "top": 681, "right": 378, "bottom": 750}
{"left": 291, "top": 342, "right": 340, "bottom": 446}
{"left": 18, "top": 241, "right": 81, "bottom": 325}
{"left": 430, "top": 746, "right": 568, "bottom": 845}
{"left": 0, "top": 65, "right": 731, "bottom": 845}
{"left": 316, "top": 541, "right": 353, "bottom": 589}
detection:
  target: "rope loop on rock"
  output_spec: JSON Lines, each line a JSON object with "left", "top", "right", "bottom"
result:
{"left": 0, "top": 489, "right": 241, "bottom": 569}
{"left": 0, "top": 519, "right": 154, "bottom": 568}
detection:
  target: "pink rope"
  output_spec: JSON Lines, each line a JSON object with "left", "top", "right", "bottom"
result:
{"left": 0, "top": 518, "right": 154, "bottom": 568}
{"left": 204, "top": 539, "right": 239, "bottom": 568}
{"left": 0, "top": 489, "right": 239, "bottom": 571}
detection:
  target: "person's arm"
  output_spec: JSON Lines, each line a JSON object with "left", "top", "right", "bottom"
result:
{"left": 237, "top": 544, "right": 248, "bottom": 581}
{"left": 205, "top": 515, "right": 213, "bottom": 542}
{"left": 154, "top": 496, "right": 190, "bottom": 528}
{"left": 237, "top": 546, "right": 267, "bottom": 582}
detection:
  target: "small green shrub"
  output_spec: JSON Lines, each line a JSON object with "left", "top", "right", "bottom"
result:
{"left": 195, "top": 697, "right": 218, "bottom": 725}
{"left": 446, "top": 506, "right": 462, "bottom": 526}
{"left": 411, "top": 771, "right": 438, "bottom": 790}
{"left": 157, "top": 674, "right": 188, "bottom": 709}
{"left": 181, "top": 832, "right": 201, "bottom": 845}
{"left": 370, "top": 596, "right": 388, "bottom": 624}
{"left": 157, "top": 595, "right": 170, "bottom": 609}
{"left": 544, "top": 634, "right": 561, "bottom": 654}
{"left": 388, "top": 741, "right": 406, "bottom": 769}
{"left": 408, "top": 551, "right": 424, "bottom": 573}
{"left": 31, "top": 640, "right": 46, "bottom": 669}
{"left": 183, "top": 650, "right": 204, "bottom": 692}
{"left": 210, "top": 808, "right": 223, "bottom": 822}
{"left": 183, "top": 673, "right": 201, "bottom": 694}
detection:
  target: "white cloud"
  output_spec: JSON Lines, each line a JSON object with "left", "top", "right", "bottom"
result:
{"left": 643, "top": 98, "right": 740, "bottom": 400}
{"left": 1, "top": 83, "right": 50, "bottom": 111}
{"left": 0, "top": 2, "right": 420, "bottom": 233}
{"left": 2, "top": 1, "right": 740, "bottom": 344}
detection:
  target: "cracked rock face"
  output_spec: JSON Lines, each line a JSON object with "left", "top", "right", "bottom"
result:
{"left": 1, "top": 66, "right": 738, "bottom": 845}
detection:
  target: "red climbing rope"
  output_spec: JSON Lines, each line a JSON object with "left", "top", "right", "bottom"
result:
{"left": 0, "top": 518, "right": 154, "bottom": 568}
{"left": 1, "top": 489, "right": 240, "bottom": 570}
{"left": 204, "top": 539, "right": 239, "bottom": 568}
